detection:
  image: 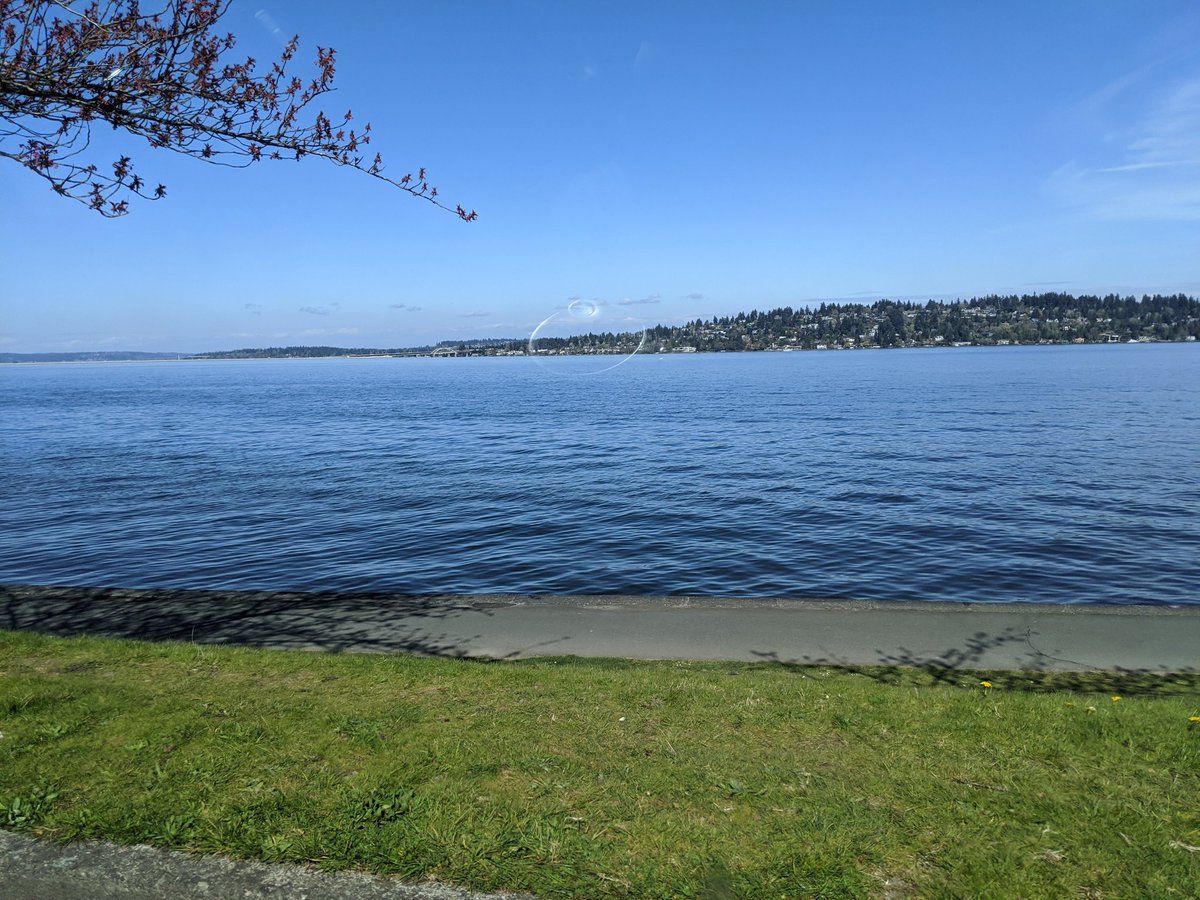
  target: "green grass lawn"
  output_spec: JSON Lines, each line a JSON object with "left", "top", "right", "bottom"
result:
{"left": 2, "top": 629, "right": 1198, "bottom": 898}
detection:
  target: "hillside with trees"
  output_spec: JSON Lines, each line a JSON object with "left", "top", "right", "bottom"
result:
{"left": 640, "top": 292, "right": 1199, "bottom": 353}
{"left": 431, "top": 292, "right": 1199, "bottom": 357}
{"left": 12, "top": 293, "right": 1192, "bottom": 362}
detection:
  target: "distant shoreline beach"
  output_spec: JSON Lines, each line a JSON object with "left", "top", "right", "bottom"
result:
{"left": 3, "top": 335, "right": 1198, "bottom": 365}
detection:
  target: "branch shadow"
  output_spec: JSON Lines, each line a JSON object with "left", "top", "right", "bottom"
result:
{"left": 751, "top": 628, "right": 1200, "bottom": 696}
{"left": 1, "top": 583, "right": 510, "bottom": 660}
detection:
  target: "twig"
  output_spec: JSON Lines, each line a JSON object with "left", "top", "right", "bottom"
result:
{"left": 952, "top": 777, "right": 1010, "bottom": 793}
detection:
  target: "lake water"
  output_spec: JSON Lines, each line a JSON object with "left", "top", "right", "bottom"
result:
{"left": 2, "top": 345, "right": 1198, "bottom": 605}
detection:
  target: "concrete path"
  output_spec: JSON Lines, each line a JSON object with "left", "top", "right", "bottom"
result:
{"left": 0, "top": 830, "right": 527, "bottom": 899}
{"left": 3, "top": 584, "right": 1198, "bottom": 673}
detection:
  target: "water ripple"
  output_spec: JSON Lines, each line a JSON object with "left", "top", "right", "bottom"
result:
{"left": 2, "top": 346, "right": 1198, "bottom": 605}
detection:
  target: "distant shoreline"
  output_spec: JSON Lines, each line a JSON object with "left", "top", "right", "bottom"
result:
{"left": 5, "top": 293, "right": 1199, "bottom": 362}
{"left": 3, "top": 338, "right": 1197, "bottom": 365}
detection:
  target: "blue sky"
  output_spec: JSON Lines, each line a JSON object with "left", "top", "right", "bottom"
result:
{"left": 3, "top": 0, "right": 1200, "bottom": 352}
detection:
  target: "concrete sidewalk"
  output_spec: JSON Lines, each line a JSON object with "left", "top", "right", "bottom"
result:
{"left": 0, "top": 830, "right": 527, "bottom": 900}
{"left": 3, "top": 584, "right": 1198, "bottom": 672}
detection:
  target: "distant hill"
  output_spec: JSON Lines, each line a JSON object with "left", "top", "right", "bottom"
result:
{"left": 193, "top": 345, "right": 409, "bottom": 359}
{"left": 192, "top": 339, "right": 522, "bottom": 359}
{"left": 0, "top": 351, "right": 189, "bottom": 363}
{"left": 6, "top": 293, "right": 1198, "bottom": 362}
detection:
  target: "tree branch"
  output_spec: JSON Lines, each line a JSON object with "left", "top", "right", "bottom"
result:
{"left": 0, "top": 0, "right": 476, "bottom": 219}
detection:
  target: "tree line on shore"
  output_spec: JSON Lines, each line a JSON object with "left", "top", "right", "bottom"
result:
{"left": 188, "top": 292, "right": 1199, "bottom": 359}
{"left": 534, "top": 292, "right": 1199, "bottom": 355}
{"left": 11, "top": 292, "right": 1190, "bottom": 362}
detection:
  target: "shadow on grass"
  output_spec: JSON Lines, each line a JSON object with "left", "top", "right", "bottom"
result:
{"left": 1, "top": 583, "right": 509, "bottom": 659}
{"left": 751, "top": 629, "right": 1200, "bottom": 697}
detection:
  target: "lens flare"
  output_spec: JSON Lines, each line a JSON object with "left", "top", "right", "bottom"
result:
{"left": 528, "top": 299, "right": 648, "bottom": 375}
{"left": 568, "top": 298, "right": 600, "bottom": 320}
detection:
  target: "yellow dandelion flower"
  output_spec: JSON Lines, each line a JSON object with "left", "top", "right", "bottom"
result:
{"left": 1189, "top": 716, "right": 1200, "bottom": 723}
{"left": 980, "top": 681, "right": 993, "bottom": 688}
{"left": 1111, "top": 696, "right": 1121, "bottom": 702}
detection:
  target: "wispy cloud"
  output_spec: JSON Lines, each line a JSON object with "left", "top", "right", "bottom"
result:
{"left": 298, "top": 302, "right": 341, "bottom": 316}
{"left": 619, "top": 293, "right": 661, "bottom": 306}
{"left": 1097, "top": 161, "right": 1179, "bottom": 174}
{"left": 685, "top": 292, "right": 705, "bottom": 301}
{"left": 460, "top": 311, "right": 489, "bottom": 318}
{"left": 1049, "top": 73, "right": 1200, "bottom": 220}
{"left": 389, "top": 303, "right": 422, "bottom": 312}
{"left": 633, "top": 40, "right": 659, "bottom": 70}
{"left": 253, "top": 8, "right": 287, "bottom": 46}
{"left": 1076, "top": 67, "right": 1148, "bottom": 119}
